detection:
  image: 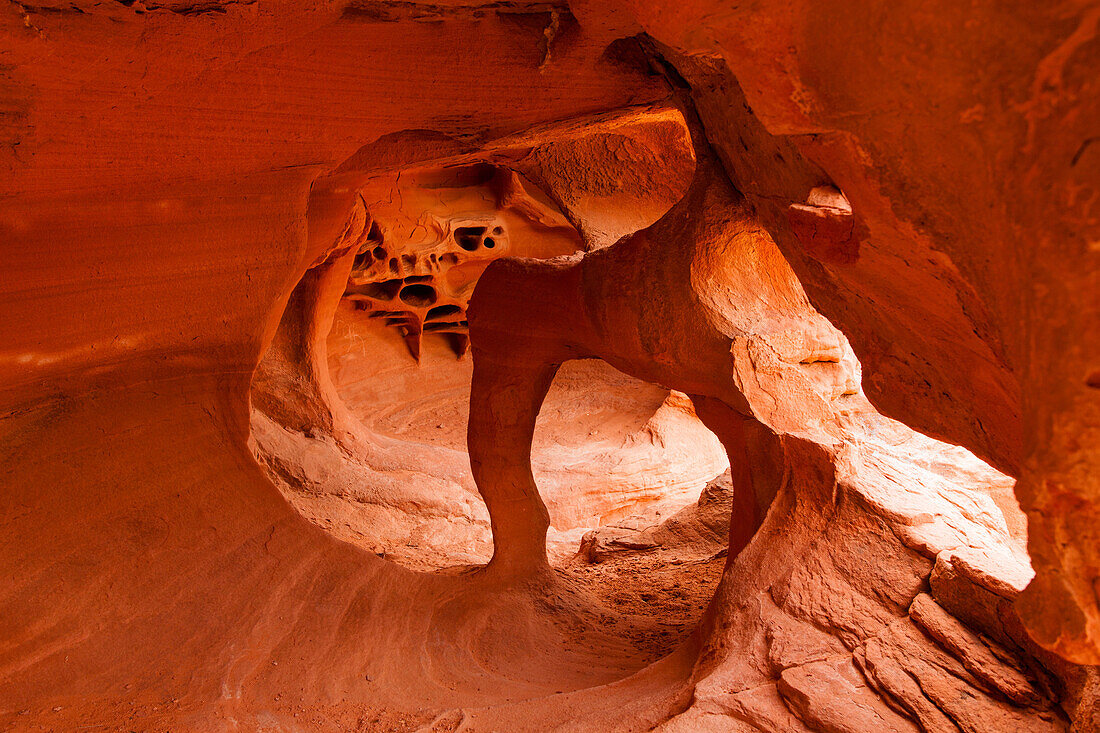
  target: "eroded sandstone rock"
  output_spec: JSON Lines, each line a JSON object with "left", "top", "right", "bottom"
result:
{"left": 250, "top": 152, "right": 729, "bottom": 567}
{"left": 569, "top": 0, "right": 1100, "bottom": 662}
{"left": 459, "top": 108, "right": 1096, "bottom": 731}
{"left": 1, "top": 2, "right": 1097, "bottom": 731}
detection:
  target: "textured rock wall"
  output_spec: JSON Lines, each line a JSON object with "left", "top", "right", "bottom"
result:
{"left": 458, "top": 106, "right": 1097, "bottom": 730}
{"left": 0, "top": 3, "right": 675, "bottom": 726}
{"left": 1, "top": 1, "right": 1097, "bottom": 730}
{"left": 569, "top": 0, "right": 1100, "bottom": 664}
{"left": 250, "top": 159, "right": 728, "bottom": 567}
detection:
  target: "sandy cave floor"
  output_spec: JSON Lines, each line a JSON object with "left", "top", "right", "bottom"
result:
{"left": 426, "top": 544, "right": 727, "bottom": 660}
{"left": 257, "top": 547, "right": 727, "bottom": 733}
{"left": 556, "top": 548, "right": 726, "bottom": 661}
{"left": 8, "top": 549, "right": 724, "bottom": 733}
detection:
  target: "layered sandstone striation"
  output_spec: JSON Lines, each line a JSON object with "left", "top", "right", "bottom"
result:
{"left": 1, "top": 1, "right": 1098, "bottom": 732}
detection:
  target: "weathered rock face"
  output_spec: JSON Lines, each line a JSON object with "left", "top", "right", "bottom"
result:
{"left": 341, "top": 165, "right": 582, "bottom": 361}
{"left": 458, "top": 108, "right": 1097, "bottom": 730}
{"left": 566, "top": 0, "right": 1100, "bottom": 662}
{"left": 1, "top": 2, "right": 1097, "bottom": 732}
{"left": 251, "top": 160, "right": 728, "bottom": 567}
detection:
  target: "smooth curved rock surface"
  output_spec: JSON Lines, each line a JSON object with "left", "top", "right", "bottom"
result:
{"left": 1, "top": 2, "right": 1097, "bottom": 730}
{"left": 250, "top": 153, "right": 729, "bottom": 567}
{"left": 569, "top": 0, "right": 1100, "bottom": 662}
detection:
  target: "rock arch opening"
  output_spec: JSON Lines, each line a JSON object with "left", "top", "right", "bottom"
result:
{"left": 249, "top": 155, "right": 729, "bottom": 571}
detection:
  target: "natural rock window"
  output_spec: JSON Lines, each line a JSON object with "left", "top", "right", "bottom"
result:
{"left": 251, "top": 161, "right": 730, "bottom": 568}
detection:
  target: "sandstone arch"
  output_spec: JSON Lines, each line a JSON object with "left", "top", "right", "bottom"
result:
{"left": 466, "top": 112, "right": 853, "bottom": 573}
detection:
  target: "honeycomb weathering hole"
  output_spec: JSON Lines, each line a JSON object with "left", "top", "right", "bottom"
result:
{"left": 455, "top": 225, "right": 487, "bottom": 251}
{"left": 399, "top": 283, "right": 437, "bottom": 307}
{"left": 426, "top": 304, "right": 463, "bottom": 320}
{"left": 360, "top": 278, "right": 403, "bottom": 301}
